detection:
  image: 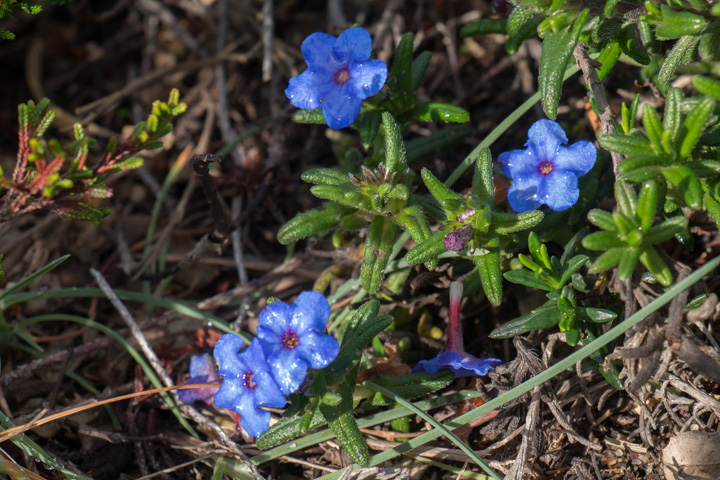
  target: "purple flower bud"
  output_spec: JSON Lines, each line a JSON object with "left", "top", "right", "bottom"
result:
{"left": 444, "top": 226, "right": 473, "bottom": 252}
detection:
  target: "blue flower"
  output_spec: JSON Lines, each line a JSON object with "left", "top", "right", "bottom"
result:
{"left": 213, "top": 335, "right": 287, "bottom": 438}
{"left": 285, "top": 27, "right": 388, "bottom": 129}
{"left": 497, "top": 119, "right": 596, "bottom": 212}
{"left": 177, "top": 353, "right": 220, "bottom": 404}
{"left": 257, "top": 291, "right": 339, "bottom": 395}
{"left": 414, "top": 282, "right": 502, "bottom": 378}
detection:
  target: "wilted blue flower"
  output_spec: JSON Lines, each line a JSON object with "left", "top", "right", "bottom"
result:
{"left": 498, "top": 119, "right": 596, "bottom": 212}
{"left": 285, "top": 27, "right": 388, "bottom": 129}
{"left": 257, "top": 291, "right": 339, "bottom": 395}
{"left": 415, "top": 282, "right": 502, "bottom": 377}
{"left": 177, "top": 353, "right": 220, "bottom": 404}
{"left": 213, "top": 335, "right": 287, "bottom": 438}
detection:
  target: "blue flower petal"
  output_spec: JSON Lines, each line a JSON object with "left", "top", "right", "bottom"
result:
{"left": 497, "top": 148, "right": 539, "bottom": 179}
{"left": 540, "top": 170, "right": 579, "bottom": 211}
{"left": 234, "top": 390, "right": 272, "bottom": 438}
{"left": 296, "top": 330, "right": 340, "bottom": 370}
{"left": 414, "top": 352, "right": 502, "bottom": 377}
{"left": 285, "top": 70, "right": 324, "bottom": 110}
{"left": 321, "top": 85, "right": 363, "bottom": 129}
{"left": 554, "top": 140, "right": 597, "bottom": 176}
{"left": 213, "top": 377, "right": 245, "bottom": 409}
{"left": 188, "top": 353, "right": 215, "bottom": 378}
{"left": 332, "top": 27, "right": 372, "bottom": 64}
{"left": 527, "top": 119, "right": 567, "bottom": 161}
{"left": 252, "top": 370, "right": 288, "bottom": 408}
{"left": 506, "top": 172, "right": 544, "bottom": 212}
{"left": 291, "top": 291, "right": 330, "bottom": 332}
{"left": 348, "top": 59, "right": 388, "bottom": 100}
{"left": 213, "top": 334, "right": 247, "bottom": 377}
{"left": 302, "top": 33, "right": 337, "bottom": 69}
{"left": 268, "top": 348, "right": 309, "bottom": 395}
{"left": 259, "top": 302, "right": 294, "bottom": 337}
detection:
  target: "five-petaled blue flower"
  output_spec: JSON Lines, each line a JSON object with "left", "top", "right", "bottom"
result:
{"left": 257, "top": 291, "right": 339, "bottom": 395}
{"left": 414, "top": 282, "right": 502, "bottom": 377}
{"left": 498, "top": 119, "right": 597, "bottom": 212}
{"left": 213, "top": 335, "right": 287, "bottom": 438}
{"left": 285, "top": 27, "right": 388, "bottom": 129}
{"left": 177, "top": 353, "right": 220, "bottom": 404}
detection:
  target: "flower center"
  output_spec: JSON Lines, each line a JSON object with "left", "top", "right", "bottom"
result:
{"left": 537, "top": 161, "right": 554, "bottom": 176}
{"left": 282, "top": 331, "right": 300, "bottom": 350}
{"left": 243, "top": 370, "right": 257, "bottom": 391}
{"left": 334, "top": 67, "right": 351, "bottom": 85}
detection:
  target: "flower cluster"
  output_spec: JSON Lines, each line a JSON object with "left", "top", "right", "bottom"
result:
{"left": 212, "top": 292, "right": 339, "bottom": 437}
{"left": 498, "top": 119, "right": 596, "bottom": 212}
{"left": 285, "top": 27, "right": 387, "bottom": 129}
{"left": 414, "top": 282, "right": 502, "bottom": 377}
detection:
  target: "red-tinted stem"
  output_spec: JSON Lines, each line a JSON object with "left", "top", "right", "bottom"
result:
{"left": 445, "top": 281, "right": 464, "bottom": 353}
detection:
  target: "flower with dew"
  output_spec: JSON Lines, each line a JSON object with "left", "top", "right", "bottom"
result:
{"left": 256, "top": 291, "right": 339, "bottom": 395}
{"left": 177, "top": 353, "right": 221, "bottom": 404}
{"left": 285, "top": 27, "right": 387, "bottom": 129}
{"left": 213, "top": 335, "right": 287, "bottom": 438}
{"left": 414, "top": 282, "right": 502, "bottom": 377}
{"left": 498, "top": 119, "right": 596, "bottom": 212}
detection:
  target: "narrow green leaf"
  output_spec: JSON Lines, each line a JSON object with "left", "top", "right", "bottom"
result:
{"left": 474, "top": 238, "right": 503, "bottom": 306}
{"left": 413, "top": 102, "right": 470, "bottom": 123}
{"left": 580, "top": 307, "right": 617, "bottom": 323}
{"left": 293, "top": 108, "right": 326, "bottom": 124}
{"left": 620, "top": 166, "right": 664, "bottom": 183}
{"left": 587, "top": 209, "right": 617, "bottom": 231}
{"left": 302, "top": 168, "right": 352, "bottom": 186}
{"left": 404, "top": 230, "right": 447, "bottom": 265}
{"left": 615, "top": 181, "right": 638, "bottom": 217}
{"left": 539, "top": 9, "right": 589, "bottom": 119}
{"left": 558, "top": 255, "right": 589, "bottom": 286}
{"left": 421, "top": 168, "right": 462, "bottom": 205}
{"left": 639, "top": 246, "right": 673, "bottom": 286}
{"left": 410, "top": 51, "right": 433, "bottom": 92}
{"left": 582, "top": 231, "right": 627, "bottom": 250}
{"left": 664, "top": 88, "right": 684, "bottom": 140}
{"left": 522, "top": 307, "right": 562, "bottom": 331}
{"left": 644, "top": 215, "right": 688, "bottom": 244}
{"left": 368, "top": 371, "right": 454, "bottom": 406}
{"left": 658, "top": 35, "right": 702, "bottom": 85}
{"left": 382, "top": 112, "right": 408, "bottom": 176}
{"left": 656, "top": 5, "right": 708, "bottom": 40}
{"left": 599, "top": 133, "right": 652, "bottom": 155}
{"left": 642, "top": 104, "right": 664, "bottom": 152}
{"left": 618, "top": 25, "right": 650, "bottom": 65}
{"left": 507, "top": 5, "right": 535, "bottom": 37}
{"left": 503, "top": 270, "right": 552, "bottom": 291}
{"left": 388, "top": 32, "right": 414, "bottom": 95}
{"left": 256, "top": 407, "right": 326, "bottom": 449}
{"left": 0, "top": 255, "right": 69, "bottom": 300}
{"left": 617, "top": 246, "right": 641, "bottom": 279}
{"left": 662, "top": 165, "right": 703, "bottom": 209}
{"left": 361, "top": 216, "right": 399, "bottom": 293}
{"left": 357, "top": 110, "right": 383, "bottom": 150}
{"left": 619, "top": 153, "right": 674, "bottom": 173}
{"left": 393, "top": 205, "right": 431, "bottom": 246}
{"left": 698, "top": 20, "right": 720, "bottom": 62}
{"left": 490, "top": 210, "right": 544, "bottom": 235}
{"left": 679, "top": 96, "right": 716, "bottom": 158}
{"left": 472, "top": 148, "right": 494, "bottom": 206}
{"left": 460, "top": 18, "right": 507, "bottom": 37}
{"left": 637, "top": 180, "right": 659, "bottom": 232}
{"left": 319, "top": 383, "right": 369, "bottom": 467}
{"left": 596, "top": 40, "right": 621, "bottom": 81}
{"left": 277, "top": 204, "right": 343, "bottom": 244}
{"left": 588, "top": 247, "right": 625, "bottom": 273}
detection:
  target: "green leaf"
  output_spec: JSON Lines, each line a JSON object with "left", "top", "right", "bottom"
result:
{"left": 474, "top": 238, "right": 503, "bottom": 306}
{"left": 615, "top": 181, "right": 638, "bottom": 217}
{"left": 472, "top": 148, "right": 494, "bottom": 206}
{"left": 421, "top": 168, "right": 462, "bottom": 209}
{"left": 311, "top": 185, "right": 366, "bottom": 210}
{"left": 302, "top": 168, "right": 351, "bottom": 186}
{"left": 639, "top": 246, "right": 673, "bottom": 286}
{"left": 404, "top": 230, "right": 447, "bottom": 265}
{"left": 406, "top": 124, "right": 472, "bottom": 164}
{"left": 460, "top": 18, "right": 507, "bottom": 37}
{"left": 637, "top": 180, "right": 659, "bottom": 232}
{"left": 388, "top": 32, "right": 414, "bottom": 95}
{"left": 686, "top": 294, "right": 708, "bottom": 310}
{"left": 0, "top": 254, "right": 69, "bottom": 301}
{"left": 582, "top": 231, "right": 627, "bottom": 250}
{"left": 617, "top": 245, "right": 641, "bottom": 279}
{"left": 596, "top": 40, "right": 621, "bottom": 81}
{"left": 507, "top": 5, "right": 536, "bottom": 37}
{"left": 558, "top": 255, "right": 589, "bottom": 286}
{"left": 413, "top": 102, "right": 470, "bottom": 123}
{"left": 361, "top": 216, "right": 399, "bottom": 293}
{"left": 367, "top": 371, "right": 454, "bottom": 406}
{"left": 393, "top": 205, "right": 431, "bottom": 247}
{"left": 642, "top": 104, "right": 664, "bottom": 152}
{"left": 620, "top": 166, "right": 664, "bottom": 183}
{"left": 662, "top": 165, "right": 703, "bottom": 209}
{"left": 490, "top": 210, "right": 544, "bottom": 235}
{"left": 104, "top": 157, "right": 144, "bottom": 171}
{"left": 664, "top": 88, "right": 684, "bottom": 141}
{"left": 698, "top": 20, "right": 720, "bottom": 62}
{"left": 340, "top": 311, "right": 394, "bottom": 356}
{"left": 382, "top": 112, "right": 408, "bottom": 176}
{"left": 644, "top": 215, "right": 688, "bottom": 244}
{"left": 587, "top": 209, "right": 617, "bottom": 231}
{"left": 619, "top": 153, "right": 674, "bottom": 172}
{"left": 277, "top": 204, "right": 343, "bottom": 244}
{"left": 589, "top": 247, "right": 624, "bottom": 273}
{"left": 256, "top": 407, "right": 326, "bottom": 449}
{"left": 293, "top": 108, "right": 326, "bottom": 124}
{"left": 411, "top": 51, "right": 433, "bottom": 92}
{"left": 618, "top": 25, "right": 650, "bottom": 65}
{"left": 522, "top": 306, "right": 562, "bottom": 331}
{"left": 504, "top": 270, "right": 553, "bottom": 291}
{"left": 658, "top": 35, "right": 702, "bottom": 85}
{"left": 539, "top": 9, "right": 589, "bottom": 119}
{"left": 580, "top": 307, "right": 617, "bottom": 323}
{"left": 357, "top": 110, "right": 383, "bottom": 150}
{"left": 599, "top": 133, "right": 652, "bottom": 155}
{"left": 656, "top": 5, "right": 708, "bottom": 40}
{"left": 679, "top": 96, "right": 716, "bottom": 158}
{"left": 490, "top": 308, "right": 549, "bottom": 339}
{"left": 340, "top": 300, "right": 379, "bottom": 349}
{"left": 319, "top": 382, "right": 369, "bottom": 467}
